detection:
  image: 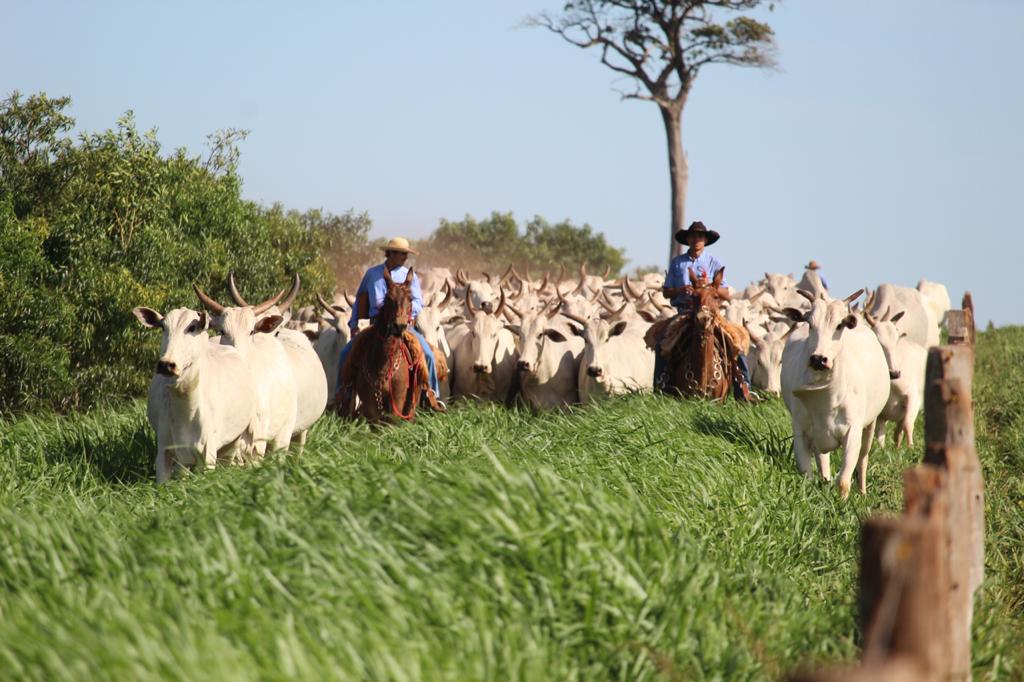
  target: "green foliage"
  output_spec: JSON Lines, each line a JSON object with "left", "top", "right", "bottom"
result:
{"left": 0, "top": 93, "right": 333, "bottom": 414}
{"left": 0, "top": 328, "right": 1021, "bottom": 679}
{"left": 419, "top": 211, "right": 626, "bottom": 277}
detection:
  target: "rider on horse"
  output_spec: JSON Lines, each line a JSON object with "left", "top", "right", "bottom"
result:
{"left": 335, "top": 237, "right": 442, "bottom": 408}
{"left": 654, "top": 221, "right": 758, "bottom": 403}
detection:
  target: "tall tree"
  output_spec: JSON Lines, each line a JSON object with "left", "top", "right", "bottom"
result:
{"left": 529, "top": 1, "right": 779, "bottom": 259}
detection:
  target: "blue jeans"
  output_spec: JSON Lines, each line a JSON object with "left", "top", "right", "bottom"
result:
{"left": 338, "top": 327, "right": 440, "bottom": 396}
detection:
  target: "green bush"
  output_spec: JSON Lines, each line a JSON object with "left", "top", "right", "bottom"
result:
{"left": 417, "top": 211, "right": 627, "bottom": 278}
{"left": 0, "top": 92, "right": 333, "bottom": 414}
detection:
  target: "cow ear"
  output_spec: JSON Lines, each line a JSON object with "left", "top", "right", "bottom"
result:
{"left": 609, "top": 321, "right": 628, "bottom": 337}
{"left": 781, "top": 307, "right": 805, "bottom": 323}
{"left": 890, "top": 311, "right": 905, "bottom": 323}
{"left": 253, "top": 314, "right": 284, "bottom": 335}
{"left": 196, "top": 311, "right": 209, "bottom": 331}
{"left": 842, "top": 314, "right": 858, "bottom": 330}
{"left": 504, "top": 324, "right": 521, "bottom": 337}
{"left": 446, "top": 315, "right": 466, "bottom": 326}
{"left": 636, "top": 310, "right": 657, "bottom": 323}
{"left": 713, "top": 267, "right": 724, "bottom": 287}
{"left": 542, "top": 329, "right": 567, "bottom": 343}
{"left": 303, "top": 329, "right": 320, "bottom": 342}
{"left": 133, "top": 307, "right": 163, "bottom": 329}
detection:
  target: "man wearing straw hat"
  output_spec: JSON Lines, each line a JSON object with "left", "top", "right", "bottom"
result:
{"left": 335, "top": 237, "right": 442, "bottom": 407}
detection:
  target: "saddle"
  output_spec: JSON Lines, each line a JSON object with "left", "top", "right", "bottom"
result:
{"left": 339, "top": 327, "right": 444, "bottom": 413}
{"left": 645, "top": 314, "right": 750, "bottom": 358}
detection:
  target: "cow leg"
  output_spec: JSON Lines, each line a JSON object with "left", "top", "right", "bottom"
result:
{"left": 793, "top": 429, "right": 814, "bottom": 476}
{"left": 857, "top": 423, "right": 875, "bottom": 495}
{"left": 155, "top": 448, "right": 174, "bottom": 484}
{"left": 836, "top": 426, "right": 864, "bottom": 500}
{"left": 874, "top": 418, "right": 887, "bottom": 448}
{"left": 292, "top": 430, "right": 308, "bottom": 455}
{"left": 902, "top": 394, "right": 919, "bottom": 448}
{"left": 815, "top": 452, "right": 832, "bottom": 482}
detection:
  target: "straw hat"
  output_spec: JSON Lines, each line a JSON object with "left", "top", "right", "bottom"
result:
{"left": 805, "top": 260, "right": 821, "bottom": 270}
{"left": 381, "top": 237, "right": 419, "bottom": 255}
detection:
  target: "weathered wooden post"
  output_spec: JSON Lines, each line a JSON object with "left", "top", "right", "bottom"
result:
{"left": 946, "top": 292, "right": 975, "bottom": 346}
{"left": 921, "top": 343, "right": 983, "bottom": 680}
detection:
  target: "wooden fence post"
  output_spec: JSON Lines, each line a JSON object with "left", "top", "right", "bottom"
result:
{"left": 922, "top": 344, "right": 983, "bottom": 680}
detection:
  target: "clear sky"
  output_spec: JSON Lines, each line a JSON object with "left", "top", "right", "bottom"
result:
{"left": 3, "top": 0, "right": 1021, "bottom": 325}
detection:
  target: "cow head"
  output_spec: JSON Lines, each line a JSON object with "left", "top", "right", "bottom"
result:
{"left": 748, "top": 325, "right": 786, "bottom": 394}
{"left": 464, "top": 287, "right": 509, "bottom": 374}
{"left": 865, "top": 308, "right": 907, "bottom": 380}
{"left": 780, "top": 288, "right": 864, "bottom": 375}
{"left": 133, "top": 307, "right": 210, "bottom": 390}
{"left": 561, "top": 311, "right": 630, "bottom": 382}
{"left": 505, "top": 301, "right": 569, "bottom": 374}
{"left": 193, "top": 283, "right": 285, "bottom": 358}
{"left": 415, "top": 282, "right": 455, "bottom": 358}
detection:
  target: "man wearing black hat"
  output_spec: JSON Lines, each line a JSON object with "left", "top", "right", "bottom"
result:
{"left": 655, "top": 221, "right": 757, "bottom": 402}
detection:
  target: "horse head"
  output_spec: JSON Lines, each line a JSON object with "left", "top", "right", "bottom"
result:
{"left": 688, "top": 267, "right": 725, "bottom": 329}
{"left": 377, "top": 267, "right": 415, "bottom": 337}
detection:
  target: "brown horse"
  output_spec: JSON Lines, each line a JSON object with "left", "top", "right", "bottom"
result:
{"left": 338, "top": 267, "right": 440, "bottom": 423}
{"left": 661, "top": 267, "right": 743, "bottom": 401}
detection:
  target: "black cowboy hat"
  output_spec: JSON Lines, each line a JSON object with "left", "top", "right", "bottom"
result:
{"left": 674, "top": 221, "right": 720, "bottom": 246}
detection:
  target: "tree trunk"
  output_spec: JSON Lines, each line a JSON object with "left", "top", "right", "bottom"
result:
{"left": 661, "top": 103, "right": 688, "bottom": 260}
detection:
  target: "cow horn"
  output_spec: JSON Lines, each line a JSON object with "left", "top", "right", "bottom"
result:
{"left": 602, "top": 264, "right": 611, "bottom": 279}
{"left": 796, "top": 289, "right": 815, "bottom": 303}
{"left": 438, "top": 280, "right": 454, "bottom": 310}
{"left": 193, "top": 282, "right": 226, "bottom": 315}
{"left": 253, "top": 286, "right": 287, "bottom": 315}
{"left": 556, "top": 263, "right": 565, "bottom": 284}
{"left": 749, "top": 286, "right": 767, "bottom": 302}
{"left": 499, "top": 263, "right": 514, "bottom": 285}
{"left": 596, "top": 293, "right": 616, "bottom": 314}
{"left": 275, "top": 273, "right": 301, "bottom": 313}
{"left": 482, "top": 271, "right": 492, "bottom": 284}
{"left": 881, "top": 306, "right": 892, "bottom": 322}
{"left": 464, "top": 285, "right": 477, "bottom": 316}
{"left": 544, "top": 298, "right": 561, "bottom": 319}
{"left": 493, "top": 288, "right": 507, "bottom": 318}
{"left": 456, "top": 269, "right": 468, "bottom": 286}
{"left": 510, "top": 279, "right": 525, "bottom": 301}
{"left": 843, "top": 288, "right": 865, "bottom": 305}
{"left": 538, "top": 272, "right": 549, "bottom": 292}
{"left": 344, "top": 289, "right": 356, "bottom": 306}
{"left": 580, "top": 262, "right": 588, "bottom": 278}
{"left": 865, "top": 310, "right": 878, "bottom": 327}
{"left": 560, "top": 310, "right": 588, "bottom": 328}
{"left": 523, "top": 265, "right": 531, "bottom": 282}
{"left": 316, "top": 292, "right": 334, "bottom": 312}
{"left": 506, "top": 301, "right": 524, "bottom": 319}
{"left": 227, "top": 271, "right": 249, "bottom": 306}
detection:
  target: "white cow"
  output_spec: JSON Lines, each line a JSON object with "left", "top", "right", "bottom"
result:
{"left": 866, "top": 309, "right": 927, "bottom": 448}
{"left": 414, "top": 283, "right": 457, "bottom": 400}
{"left": 866, "top": 284, "right": 938, "bottom": 348}
{"left": 225, "top": 274, "right": 327, "bottom": 449}
{"left": 747, "top": 324, "right": 788, "bottom": 394}
{"left": 194, "top": 285, "right": 298, "bottom": 460}
{"left": 780, "top": 290, "right": 890, "bottom": 499}
{"left": 450, "top": 289, "right": 518, "bottom": 402}
{"left": 561, "top": 311, "right": 655, "bottom": 404}
{"left": 916, "top": 279, "right": 952, "bottom": 330}
{"left": 505, "top": 302, "right": 584, "bottom": 410}
{"left": 133, "top": 307, "right": 256, "bottom": 483}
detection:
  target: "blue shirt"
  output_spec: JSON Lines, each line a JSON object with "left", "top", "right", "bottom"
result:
{"left": 348, "top": 263, "right": 423, "bottom": 330}
{"left": 665, "top": 251, "right": 726, "bottom": 313}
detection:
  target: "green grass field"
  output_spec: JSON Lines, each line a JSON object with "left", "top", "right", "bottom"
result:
{"left": 2, "top": 329, "right": 1022, "bottom": 681}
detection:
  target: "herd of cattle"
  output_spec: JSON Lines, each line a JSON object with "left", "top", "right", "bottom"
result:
{"left": 134, "top": 263, "right": 952, "bottom": 497}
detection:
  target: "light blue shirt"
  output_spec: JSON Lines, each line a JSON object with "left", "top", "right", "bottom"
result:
{"left": 665, "top": 251, "right": 726, "bottom": 313}
{"left": 348, "top": 263, "right": 423, "bottom": 330}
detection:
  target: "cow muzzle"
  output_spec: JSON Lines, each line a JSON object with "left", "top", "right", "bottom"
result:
{"left": 156, "top": 360, "right": 179, "bottom": 377}
{"left": 809, "top": 354, "right": 830, "bottom": 371}
{"left": 472, "top": 364, "right": 490, "bottom": 374}
{"left": 516, "top": 360, "right": 532, "bottom": 372}
{"left": 586, "top": 366, "right": 603, "bottom": 378}
{"left": 889, "top": 370, "right": 901, "bottom": 380}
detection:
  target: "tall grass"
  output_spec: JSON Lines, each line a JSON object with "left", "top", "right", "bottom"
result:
{"left": 0, "top": 330, "right": 1021, "bottom": 680}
